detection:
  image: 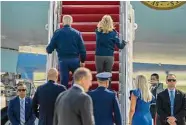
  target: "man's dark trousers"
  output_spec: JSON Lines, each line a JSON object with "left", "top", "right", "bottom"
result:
{"left": 59, "top": 58, "right": 80, "bottom": 88}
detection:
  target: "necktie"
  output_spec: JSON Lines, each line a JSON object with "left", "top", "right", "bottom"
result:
{"left": 20, "top": 99, "right": 25, "bottom": 125}
{"left": 170, "top": 90, "right": 175, "bottom": 116}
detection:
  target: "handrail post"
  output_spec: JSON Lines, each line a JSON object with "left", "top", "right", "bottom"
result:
{"left": 46, "top": 1, "right": 61, "bottom": 78}
{"left": 119, "top": 2, "right": 137, "bottom": 124}
{"left": 52, "top": 1, "right": 60, "bottom": 69}
{"left": 119, "top": 1, "right": 131, "bottom": 125}
{"left": 46, "top": 1, "right": 54, "bottom": 78}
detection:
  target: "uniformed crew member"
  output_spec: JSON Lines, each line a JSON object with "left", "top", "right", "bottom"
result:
{"left": 88, "top": 72, "right": 122, "bottom": 125}
{"left": 46, "top": 15, "right": 86, "bottom": 88}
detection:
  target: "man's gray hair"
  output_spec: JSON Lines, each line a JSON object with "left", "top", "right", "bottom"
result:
{"left": 73, "top": 67, "right": 91, "bottom": 82}
{"left": 63, "top": 15, "right": 73, "bottom": 25}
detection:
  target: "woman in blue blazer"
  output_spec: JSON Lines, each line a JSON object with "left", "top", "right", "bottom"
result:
{"left": 95, "top": 15, "right": 126, "bottom": 74}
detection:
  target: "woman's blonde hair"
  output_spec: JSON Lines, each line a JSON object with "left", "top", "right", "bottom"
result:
{"left": 135, "top": 75, "right": 152, "bottom": 102}
{"left": 97, "top": 15, "right": 115, "bottom": 33}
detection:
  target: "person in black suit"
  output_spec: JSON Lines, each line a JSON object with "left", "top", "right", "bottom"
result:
{"left": 32, "top": 68, "right": 66, "bottom": 125}
{"left": 150, "top": 73, "right": 164, "bottom": 125}
{"left": 157, "top": 74, "right": 186, "bottom": 125}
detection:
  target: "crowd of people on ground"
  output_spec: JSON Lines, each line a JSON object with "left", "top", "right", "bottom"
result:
{"left": 129, "top": 73, "right": 186, "bottom": 125}
{"left": 7, "top": 14, "right": 186, "bottom": 125}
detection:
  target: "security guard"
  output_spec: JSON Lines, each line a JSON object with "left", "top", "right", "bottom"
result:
{"left": 46, "top": 15, "right": 86, "bottom": 88}
{"left": 88, "top": 72, "right": 122, "bottom": 125}
{"left": 32, "top": 68, "right": 66, "bottom": 125}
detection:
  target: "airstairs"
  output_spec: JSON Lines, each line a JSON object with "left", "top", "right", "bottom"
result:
{"left": 46, "top": 1, "right": 137, "bottom": 124}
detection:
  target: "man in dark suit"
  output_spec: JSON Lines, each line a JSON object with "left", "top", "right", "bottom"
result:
{"left": 88, "top": 72, "right": 122, "bottom": 125}
{"left": 32, "top": 68, "right": 66, "bottom": 125}
{"left": 150, "top": 73, "right": 164, "bottom": 124}
{"left": 46, "top": 15, "right": 86, "bottom": 88}
{"left": 53, "top": 67, "right": 95, "bottom": 125}
{"left": 157, "top": 74, "right": 186, "bottom": 125}
{"left": 8, "top": 83, "right": 36, "bottom": 125}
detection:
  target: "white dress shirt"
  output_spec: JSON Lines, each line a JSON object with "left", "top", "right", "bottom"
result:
{"left": 73, "top": 84, "right": 84, "bottom": 92}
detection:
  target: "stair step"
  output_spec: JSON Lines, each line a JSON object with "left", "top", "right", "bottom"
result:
{"left": 61, "top": 14, "right": 119, "bottom": 22}
{"left": 67, "top": 81, "right": 119, "bottom": 91}
{"left": 85, "top": 42, "right": 119, "bottom": 51}
{"left": 60, "top": 1, "right": 120, "bottom": 92}
{"left": 85, "top": 61, "right": 119, "bottom": 71}
{"left": 86, "top": 52, "right": 119, "bottom": 61}
{"left": 60, "top": 23, "right": 119, "bottom": 32}
{"left": 69, "top": 72, "right": 119, "bottom": 81}
{"left": 90, "top": 81, "right": 119, "bottom": 91}
{"left": 82, "top": 32, "right": 96, "bottom": 41}
{"left": 62, "top": 5, "right": 119, "bottom": 14}
{"left": 57, "top": 72, "right": 119, "bottom": 83}
{"left": 63, "top": 1, "right": 120, "bottom": 5}
{"left": 82, "top": 32, "right": 121, "bottom": 41}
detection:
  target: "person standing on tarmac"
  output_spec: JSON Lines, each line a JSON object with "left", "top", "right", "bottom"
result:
{"left": 32, "top": 68, "right": 66, "bottom": 125}
{"left": 88, "top": 72, "right": 122, "bottom": 125}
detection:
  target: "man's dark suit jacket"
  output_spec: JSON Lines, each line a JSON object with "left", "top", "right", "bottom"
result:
{"left": 32, "top": 80, "right": 66, "bottom": 125}
{"left": 7, "top": 96, "right": 36, "bottom": 125}
{"left": 157, "top": 89, "right": 186, "bottom": 125}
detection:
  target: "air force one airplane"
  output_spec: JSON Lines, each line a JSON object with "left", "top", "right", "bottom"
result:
{"left": 2, "top": 1, "right": 186, "bottom": 89}
{"left": 1, "top": 1, "right": 186, "bottom": 124}
{"left": 1, "top": 1, "right": 186, "bottom": 73}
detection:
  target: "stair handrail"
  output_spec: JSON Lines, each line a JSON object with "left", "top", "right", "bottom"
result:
{"left": 119, "top": 1, "right": 133, "bottom": 125}
{"left": 46, "top": 1, "right": 61, "bottom": 79}
{"left": 46, "top": 1, "right": 54, "bottom": 78}
{"left": 52, "top": 1, "right": 61, "bottom": 69}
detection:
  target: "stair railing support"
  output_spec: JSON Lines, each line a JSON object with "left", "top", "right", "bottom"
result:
{"left": 46, "top": 1, "right": 54, "bottom": 77}
{"left": 119, "top": 1, "right": 133, "bottom": 125}
{"left": 46, "top": 1, "right": 61, "bottom": 79}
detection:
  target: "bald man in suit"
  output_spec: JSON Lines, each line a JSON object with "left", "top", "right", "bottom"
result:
{"left": 32, "top": 68, "right": 66, "bottom": 125}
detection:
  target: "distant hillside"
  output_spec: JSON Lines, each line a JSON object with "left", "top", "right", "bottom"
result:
{"left": 133, "top": 63, "right": 186, "bottom": 72}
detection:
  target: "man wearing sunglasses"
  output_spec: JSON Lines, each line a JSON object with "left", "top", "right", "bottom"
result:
{"left": 157, "top": 74, "right": 186, "bottom": 125}
{"left": 7, "top": 83, "right": 36, "bottom": 125}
